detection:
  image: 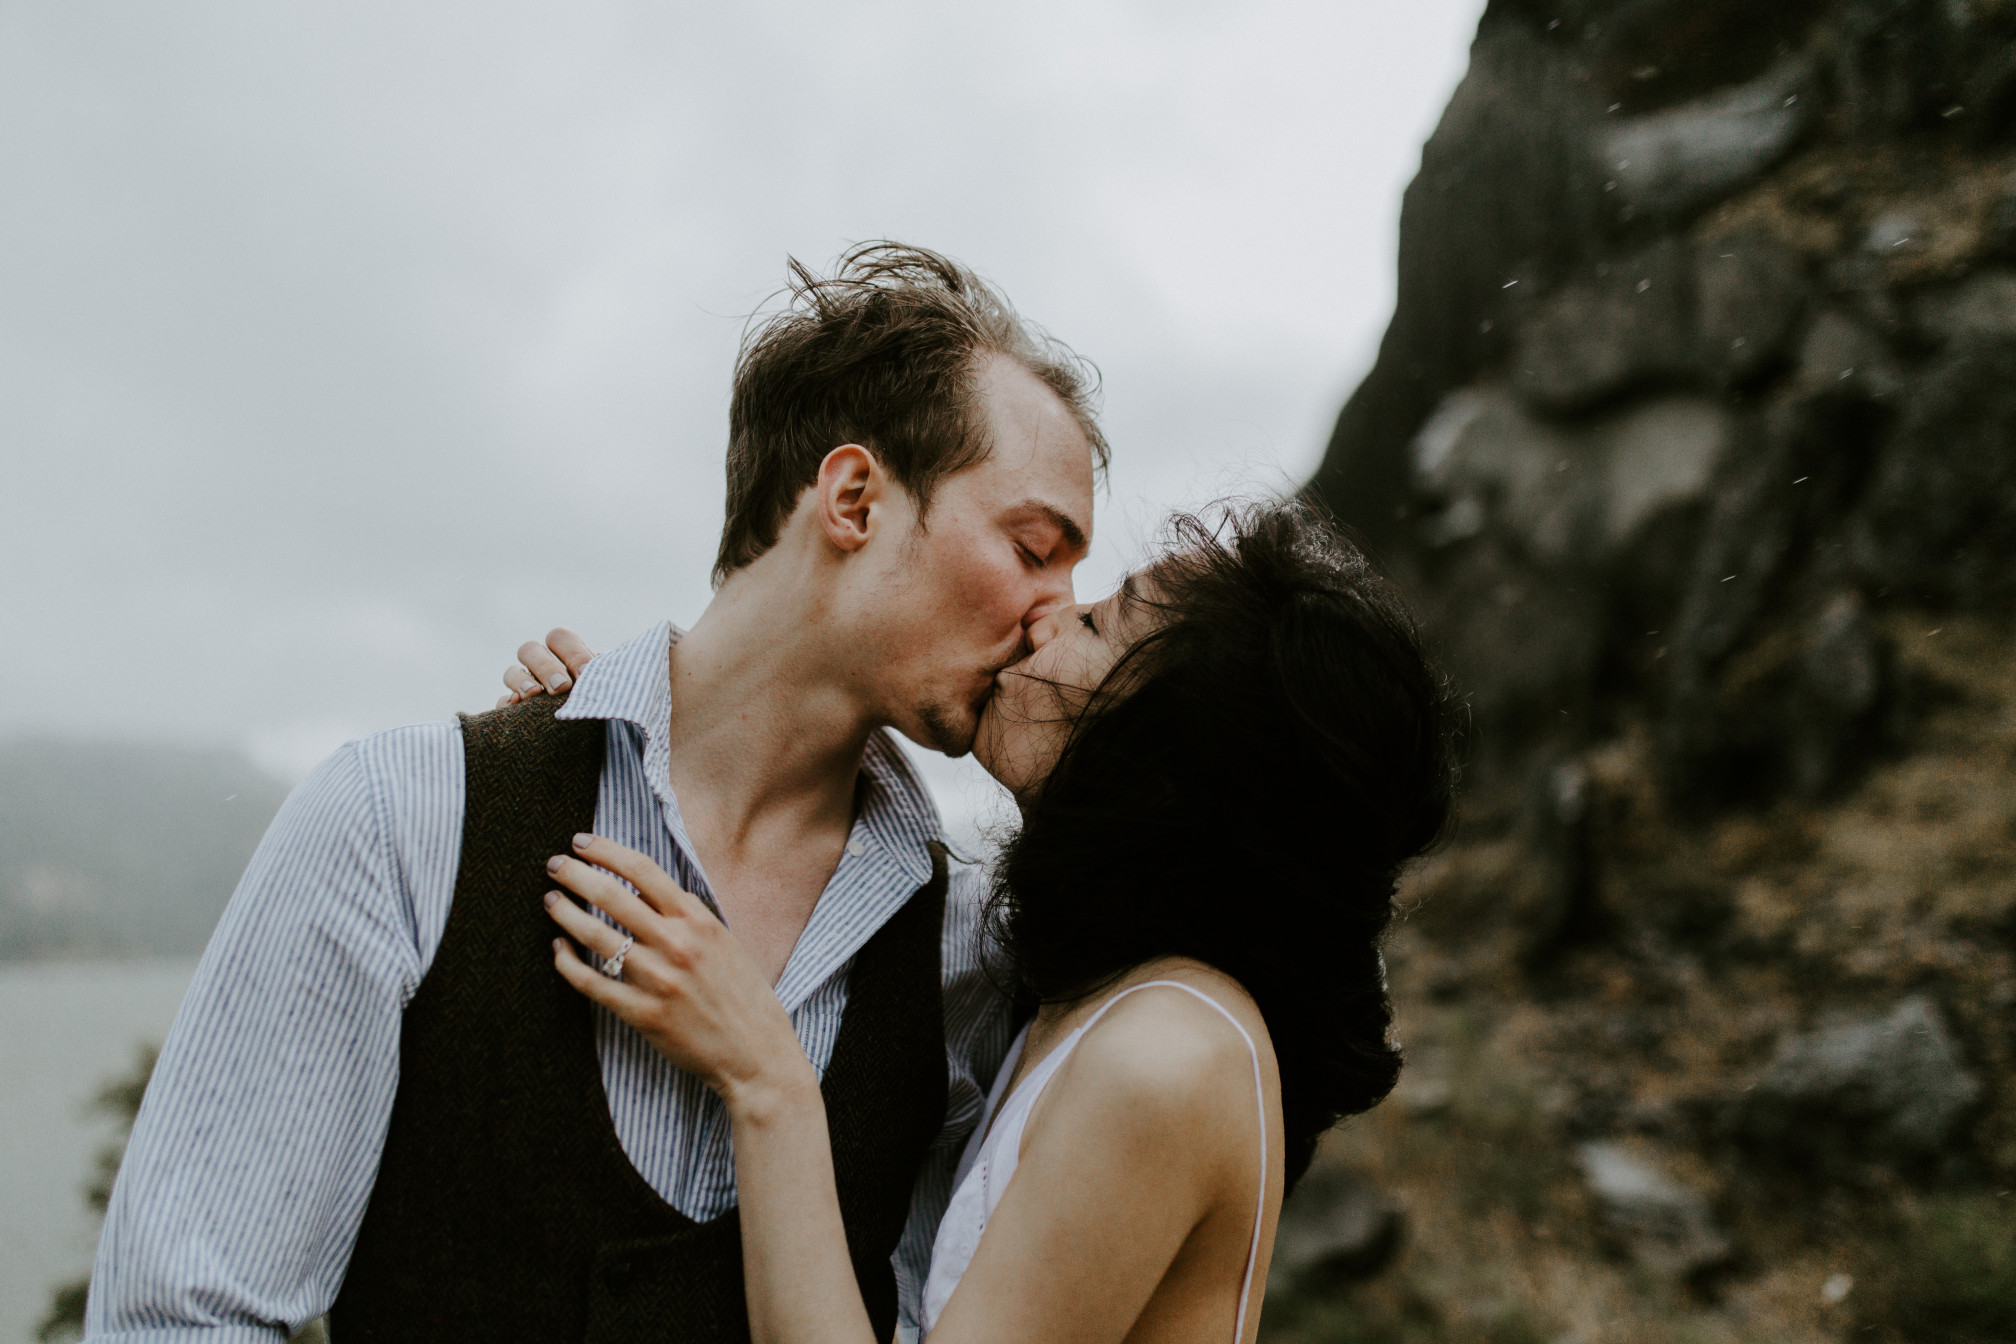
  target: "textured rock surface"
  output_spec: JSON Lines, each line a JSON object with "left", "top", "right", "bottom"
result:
{"left": 1268, "top": 4, "right": 2016, "bottom": 1342}
{"left": 1731, "top": 996, "right": 1982, "bottom": 1167}
{"left": 1577, "top": 1141, "right": 1732, "bottom": 1279}
{"left": 1309, "top": 0, "right": 2016, "bottom": 803}
{"left": 1602, "top": 60, "right": 1814, "bottom": 221}
{"left": 1266, "top": 1167, "right": 1405, "bottom": 1294}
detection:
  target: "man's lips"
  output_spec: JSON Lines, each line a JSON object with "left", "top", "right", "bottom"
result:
{"left": 973, "top": 657, "right": 1022, "bottom": 712}
{"left": 986, "top": 636, "right": 1034, "bottom": 681}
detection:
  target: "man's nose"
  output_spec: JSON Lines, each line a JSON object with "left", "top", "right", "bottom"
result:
{"left": 1023, "top": 574, "right": 1077, "bottom": 632}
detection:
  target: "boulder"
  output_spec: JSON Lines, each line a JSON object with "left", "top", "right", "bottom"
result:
{"left": 1413, "top": 388, "right": 1593, "bottom": 562}
{"left": 1983, "top": 189, "right": 2016, "bottom": 259}
{"left": 1599, "top": 397, "right": 1731, "bottom": 548}
{"left": 1412, "top": 537, "right": 1607, "bottom": 774}
{"left": 1794, "top": 308, "right": 1905, "bottom": 401}
{"left": 1852, "top": 338, "right": 2016, "bottom": 608}
{"left": 1730, "top": 996, "right": 1981, "bottom": 1169}
{"left": 1913, "top": 269, "right": 2016, "bottom": 345}
{"left": 1414, "top": 386, "right": 1730, "bottom": 565}
{"left": 1822, "top": 0, "right": 2016, "bottom": 136}
{"left": 1601, "top": 59, "right": 1813, "bottom": 222}
{"left": 1267, "top": 1167, "right": 1405, "bottom": 1293}
{"left": 1694, "top": 237, "right": 1811, "bottom": 384}
{"left": 1411, "top": 385, "right": 1733, "bottom": 772}
{"left": 1660, "top": 380, "right": 1910, "bottom": 804}
{"left": 1576, "top": 1141, "right": 1732, "bottom": 1279}
{"left": 1785, "top": 589, "right": 1887, "bottom": 797}
{"left": 1513, "top": 239, "right": 1697, "bottom": 411}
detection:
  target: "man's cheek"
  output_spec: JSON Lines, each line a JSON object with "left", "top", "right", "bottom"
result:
{"left": 946, "top": 558, "right": 1025, "bottom": 630}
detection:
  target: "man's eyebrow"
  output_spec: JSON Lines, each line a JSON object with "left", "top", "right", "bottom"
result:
{"left": 1011, "top": 500, "right": 1088, "bottom": 554}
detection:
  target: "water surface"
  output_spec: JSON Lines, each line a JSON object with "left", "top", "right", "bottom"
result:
{"left": 0, "top": 959, "right": 197, "bottom": 1344}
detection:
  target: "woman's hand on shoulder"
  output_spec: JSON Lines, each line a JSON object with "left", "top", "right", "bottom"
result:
{"left": 496, "top": 628, "right": 595, "bottom": 708}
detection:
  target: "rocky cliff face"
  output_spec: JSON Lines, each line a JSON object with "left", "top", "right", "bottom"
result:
{"left": 1314, "top": 0, "right": 2016, "bottom": 802}
{"left": 1275, "top": 4, "right": 2016, "bottom": 1341}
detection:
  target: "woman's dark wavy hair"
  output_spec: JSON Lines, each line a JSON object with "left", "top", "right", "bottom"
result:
{"left": 983, "top": 499, "right": 1458, "bottom": 1189}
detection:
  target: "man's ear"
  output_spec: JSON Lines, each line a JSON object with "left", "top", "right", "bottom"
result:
{"left": 814, "top": 444, "right": 881, "bottom": 555}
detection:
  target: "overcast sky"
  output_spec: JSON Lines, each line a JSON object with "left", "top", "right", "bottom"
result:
{"left": 0, "top": 0, "right": 1483, "bottom": 837}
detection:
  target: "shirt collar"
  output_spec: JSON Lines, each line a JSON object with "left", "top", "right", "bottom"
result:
{"left": 556, "top": 619, "right": 945, "bottom": 893}
{"left": 554, "top": 618, "right": 678, "bottom": 739}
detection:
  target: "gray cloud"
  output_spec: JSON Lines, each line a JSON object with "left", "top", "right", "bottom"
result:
{"left": 0, "top": 0, "right": 1481, "bottom": 831}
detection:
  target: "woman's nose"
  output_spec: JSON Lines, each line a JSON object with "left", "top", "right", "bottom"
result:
{"left": 1024, "top": 608, "right": 1064, "bottom": 650}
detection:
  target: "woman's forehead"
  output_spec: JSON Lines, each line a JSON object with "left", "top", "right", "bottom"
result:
{"left": 1092, "top": 573, "right": 1140, "bottom": 610}
{"left": 1100, "top": 571, "right": 1161, "bottom": 626}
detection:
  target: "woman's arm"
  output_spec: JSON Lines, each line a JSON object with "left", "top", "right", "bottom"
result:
{"left": 724, "top": 1071, "right": 882, "bottom": 1344}
{"left": 544, "top": 835, "right": 879, "bottom": 1344}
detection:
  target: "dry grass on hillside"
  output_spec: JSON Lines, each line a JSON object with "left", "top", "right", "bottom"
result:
{"left": 1263, "top": 616, "right": 2016, "bottom": 1343}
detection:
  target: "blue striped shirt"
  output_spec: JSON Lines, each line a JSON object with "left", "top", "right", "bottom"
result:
{"left": 86, "top": 621, "right": 1016, "bottom": 1342}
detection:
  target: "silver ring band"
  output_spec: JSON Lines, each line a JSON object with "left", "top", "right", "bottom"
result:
{"left": 603, "top": 933, "right": 635, "bottom": 980}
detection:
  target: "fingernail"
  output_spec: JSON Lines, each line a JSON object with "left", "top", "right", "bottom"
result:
{"left": 572, "top": 833, "right": 592, "bottom": 850}
{"left": 546, "top": 855, "right": 564, "bottom": 873}
{"left": 552, "top": 676, "right": 572, "bottom": 691}
{"left": 553, "top": 938, "right": 566, "bottom": 954}
{"left": 520, "top": 680, "right": 538, "bottom": 694}
{"left": 543, "top": 891, "right": 557, "bottom": 909}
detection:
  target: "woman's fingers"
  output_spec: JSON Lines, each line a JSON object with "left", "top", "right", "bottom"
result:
{"left": 516, "top": 640, "right": 574, "bottom": 695}
{"left": 545, "top": 628, "right": 596, "bottom": 680}
{"left": 545, "top": 894, "right": 684, "bottom": 1000}
{"left": 498, "top": 631, "right": 595, "bottom": 707}
{"left": 548, "top": 853, "right": 673, "bottom": 940}
{"left": 547, "top": 852, "right": 801, "bottom": 1098}
{"left": 501, "top": 662, "right": 541, "bottom": 703}
{"left": 553, "top": 937, "right": 661, "bottom": 1018}
{"left": 543, "top": 891, "right": 631, "bottom": 958}
{"left": 569, "top": 834, "right": 711, "bottom": 922}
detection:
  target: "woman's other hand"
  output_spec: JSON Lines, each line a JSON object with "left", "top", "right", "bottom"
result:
{"left": 497, "top": 628, "right": 596, "bottom": 708}
{"left": 543, "top": 835, "right": 816, "bottom": 1111}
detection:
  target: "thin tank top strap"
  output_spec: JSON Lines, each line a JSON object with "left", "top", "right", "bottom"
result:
{"left": 1081, "top": 980, "right": 1269, "bottom": 1344}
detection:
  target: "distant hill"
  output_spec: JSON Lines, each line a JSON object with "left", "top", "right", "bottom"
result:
{"left": 0, "top": 739, "right": 290, "bottom": 961}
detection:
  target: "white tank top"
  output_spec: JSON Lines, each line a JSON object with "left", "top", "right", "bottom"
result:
{"left": 918, "top": 980, "right": 1270, "bottom": 1340}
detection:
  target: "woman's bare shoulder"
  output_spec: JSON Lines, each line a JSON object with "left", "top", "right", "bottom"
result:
{"left": 1062, "top": 961, "right": 1277, "bottom": 1125}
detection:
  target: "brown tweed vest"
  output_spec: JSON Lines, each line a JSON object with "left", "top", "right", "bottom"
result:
{"left": 330, "top": 695, "right": 949, "bottom": 1344}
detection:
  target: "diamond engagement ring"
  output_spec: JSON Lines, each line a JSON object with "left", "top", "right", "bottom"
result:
{"left": 603, "top": 934, "right": 635, "bottom": 980}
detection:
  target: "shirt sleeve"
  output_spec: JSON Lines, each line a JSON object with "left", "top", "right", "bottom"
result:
{"left": 890, "top": 857, "right": 1016, "bottom": 1336}
{"left": 84, "top": 724, "right": 464, "bottom": 1343}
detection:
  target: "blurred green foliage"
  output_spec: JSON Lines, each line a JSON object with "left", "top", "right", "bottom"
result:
{"left": 37, "top": 1046, "right": 153, "bottom": 1344}
{"left": 1866, "top": 1193, "right": 2016, "bottom": 1342}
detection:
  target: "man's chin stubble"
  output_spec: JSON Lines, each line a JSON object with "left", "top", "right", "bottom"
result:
{"left": 914, "top": 703, "right": 977, "bottom": 758}
{"left": 915, "top": 691, "right": 991, "bottom": 759}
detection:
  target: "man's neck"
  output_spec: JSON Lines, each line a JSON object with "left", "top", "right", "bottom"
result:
{"left": 662, "top": 560, "right": 872, "bottom": 868}
{"left": 662, "top": 557, "right": 880, "bottom": 984}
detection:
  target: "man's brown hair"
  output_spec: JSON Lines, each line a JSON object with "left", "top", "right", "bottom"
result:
{"left": 715, "top": 243, "right": 1108, "bottom": 583}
